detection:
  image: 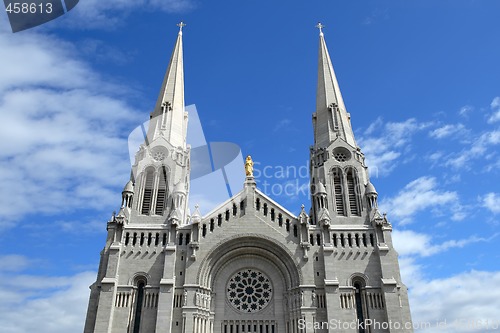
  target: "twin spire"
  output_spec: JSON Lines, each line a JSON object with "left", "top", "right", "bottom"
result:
{"left": 315, "top": 23, "right": 357, "bottom": 149}
{"left": 148, "top": 22, "right": 357, "bottom": 150}
{"left": 148, "top": 22, "right": 187, "bottom": 148}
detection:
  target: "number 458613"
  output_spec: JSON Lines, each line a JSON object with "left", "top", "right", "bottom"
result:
{"left": 5, "top": 2, "right": 53, "bottom": 14}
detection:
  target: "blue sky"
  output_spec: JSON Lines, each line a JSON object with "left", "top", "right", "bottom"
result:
{"left": 0, "top": 0, "right": 499, "bottom": 332}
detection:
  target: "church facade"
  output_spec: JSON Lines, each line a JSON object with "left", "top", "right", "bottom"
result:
{"left": 83, "top": 24, "right": 413, "bottom": 333}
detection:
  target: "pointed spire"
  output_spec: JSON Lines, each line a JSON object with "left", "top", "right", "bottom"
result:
{"left": 314, "top": 24, "right": 357, "bottom": 148}
{"left": 147, "top": 22, "right": 187, "bottom": 148}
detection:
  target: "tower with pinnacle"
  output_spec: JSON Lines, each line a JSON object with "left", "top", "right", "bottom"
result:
{"left": 83, "top": 23, "right": 413, "bottom": 333}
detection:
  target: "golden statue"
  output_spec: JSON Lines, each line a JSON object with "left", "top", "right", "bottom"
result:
{"left": 245, "top": 155, "right": 254, "bottom": 177}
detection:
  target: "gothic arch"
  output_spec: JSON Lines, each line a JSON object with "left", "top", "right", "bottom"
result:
{"left": 197, "top": 234, "right": 302, "bottom": 290}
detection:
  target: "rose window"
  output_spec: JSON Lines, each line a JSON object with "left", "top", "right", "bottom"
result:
{"left": 153, "top": 151, "right": 166, "bottom": 161}
{"left": 227, "top": 269, "right": 272, "bottom": 313}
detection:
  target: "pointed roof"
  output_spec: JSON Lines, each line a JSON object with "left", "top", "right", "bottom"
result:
{"left": 147, "top": 22, "right": 187, "bottom": 148}
{"left": 365, "top": 181, "right": 378, "bottom": 195}
{"left": 122, "top": 180, "right": 134, "bottom": 193}
{"left": 315, "top": 24, "right": 357, "bottom": 149}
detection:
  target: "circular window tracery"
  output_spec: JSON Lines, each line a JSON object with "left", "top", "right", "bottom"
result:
{"left": 153, "top": 151, "right": 165, "bottom": 161}
{"left": 332, "top": 147, "right": 351, "bottom": 162}
{"left": 227, "top": 269, "right": 272, "bottom": 313}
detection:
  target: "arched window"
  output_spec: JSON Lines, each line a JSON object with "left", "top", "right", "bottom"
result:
{"left": 346, "top": 168, "right": 361, "bottom": 216}
{"left": 178, "top": 233, "right": 183, "bottom": 246}
{"left": 353, "top": 279, "right": 367, "bottom": 333}
{"left": 332, "top": 168, "right": 345, "bottom": 216}
{"left": 141, "top": 168, "right": 155, "bottom": 215}
{"left": 132, "top": 278, "right": 146, "bottom": 333}
{"left": 316, "top": 234, "right": 321, "bottom": 246}
{"left": 293, "top": 225, "right": 298, "bottom": 237}
{"left": 185, "top": 233, "right": 190, "bottom": 245}
{"left": 155, "top": 166, "right": 168, "bottom": 215}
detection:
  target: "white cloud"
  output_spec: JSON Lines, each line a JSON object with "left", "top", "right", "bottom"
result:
{"left": 458, "top": 105, "right": 473, "bottom": 118}
{"left": 273, "top": 118, "right": 292, "bottom": 132}
{"left": 488, "top": 96, "right": 500, "bottom": 123}
{"left": 0, "top": 30, "right": 144, "bottom": 227}
{"left": 394, "top": 230, "right": 500, "bottom": 332}
{"left": 408, "top": 269, "right": 500, "bottom": 332}
{"left": 0, "top": 267, "right": 95, "bottom": 333}
{"left": 379, "top": 176, "right": 459, "bottom": 225}
{"left": 359, "top": 118, "right": 430, "bottom": 177}
{"left": 0, "top": 255, "right": 32, "bottom": 272}
{"left": 393, "top": 230, "right": 498, "bottom": 257}
{"left": 64, "top": 0, "right": 194, "bottom": 29}
{"left": 429, "top": 123, "right": 466, "bottom": 139}
{"left": 444, "top": 130, "right": 500, "bottom": 169}
{"left": 482, "top": 192, "right": 500, "bottom": 214}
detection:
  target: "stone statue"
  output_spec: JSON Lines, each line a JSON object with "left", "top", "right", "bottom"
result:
{"left": 245, "top": 155, "right": 254, "bottom": 177}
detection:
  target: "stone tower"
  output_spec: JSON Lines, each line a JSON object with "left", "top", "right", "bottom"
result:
{"left": 83, "top": 24, "right": 413, "bottom": 333}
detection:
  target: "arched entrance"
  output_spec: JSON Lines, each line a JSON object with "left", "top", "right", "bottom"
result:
{"left": 197, "top": 236, "right": 301, "bottom": 333}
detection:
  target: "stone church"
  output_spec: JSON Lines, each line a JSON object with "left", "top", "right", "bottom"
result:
{"left": 83, "top": 23, "right": 413, "bottom": 333}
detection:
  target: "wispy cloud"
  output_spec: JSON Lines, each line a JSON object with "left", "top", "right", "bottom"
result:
{"left": 0, "top": 30, "right": 143, "bottom": 227}
{"left": 379, "top": 176, "right": 460, "bottom": 225}
{"left": 443, "top": 129, "right": 500, "bottom": 169}
{"left": 273, "top": 118, "right": 292, "bottom": 132}
{"left": 358, "top": 118, "right": 430, "bottom": 177}
{"left": 487, "top": 96, "right": 500, "bottom": 123}
{"left": 458, "top": 105, "right": 473, "bottom": 118}
{"left": 429, "top": 123, "right": 467, "bottom": 139}
{"left": 393, "top": 230, "right": 499, "bottom": 257}
{"left": 62, "top": 0, "right": 195, "bottom": 29}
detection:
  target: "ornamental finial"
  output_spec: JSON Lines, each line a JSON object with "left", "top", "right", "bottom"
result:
{"left": 177, "top": 21, "right": 186, "bottom": 34}
{"left": 316, "top": 22, "right": 325, "bottom": 36}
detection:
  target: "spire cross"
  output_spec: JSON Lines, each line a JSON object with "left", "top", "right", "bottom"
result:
{"left": 316, "top": 22, "right": 325, "bottom": 36}
{"left": 177, "top": 21, "right": 186, "bottom": 33}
